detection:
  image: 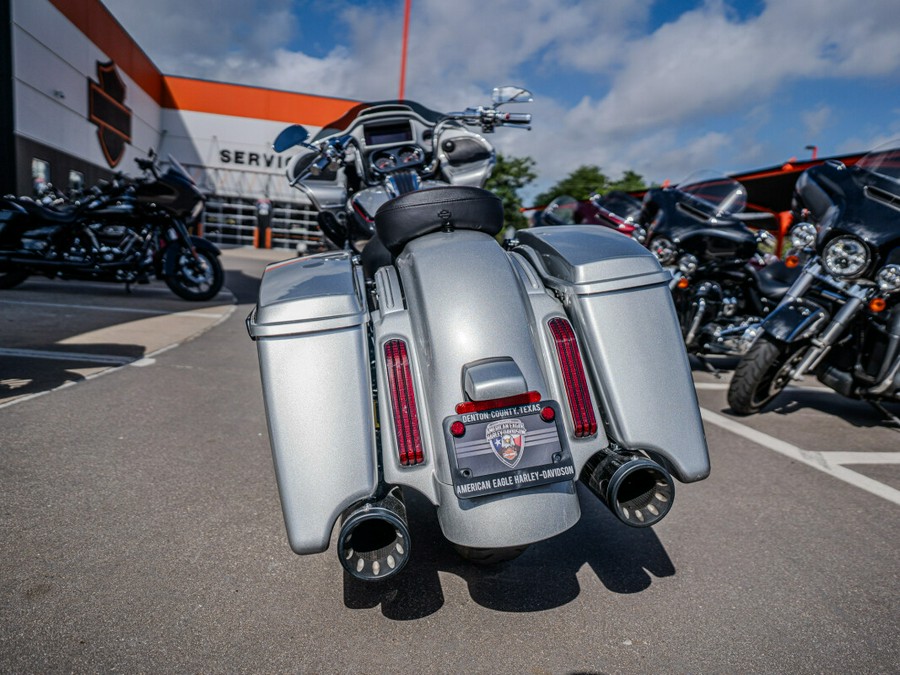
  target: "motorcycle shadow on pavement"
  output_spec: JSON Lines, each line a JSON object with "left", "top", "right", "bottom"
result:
{"left": 759, "top": 389, "right": 900, "bottom": 429}
{"left": 0, "top": 344, "right": 146, "bottom": 404}
{"left": 223, "top": 268, "right": 270, "bottom": 305}
{"left": 343, "top": 485, "right": 675, "bottom": 620}
{"left": 688, "top": 354, "right": 740, "bottom": 375}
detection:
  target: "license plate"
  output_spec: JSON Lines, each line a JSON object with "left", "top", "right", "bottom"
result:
{"left": 444, "top": 400, "right": 575, "bottom": 499}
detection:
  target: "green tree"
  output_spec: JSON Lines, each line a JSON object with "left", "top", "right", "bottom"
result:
{"left": 533, "top": 165, "right": 647, "bottom": 207}
{"left": 609, "top": 170, "right": 647, "bottom": 193}
{"left": 484, "top": 153, "right": 537, "bottom": 230}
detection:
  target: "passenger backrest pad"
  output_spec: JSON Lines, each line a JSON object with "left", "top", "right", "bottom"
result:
{"left": 374, "top": 185, "right": 504, "bottom": 255}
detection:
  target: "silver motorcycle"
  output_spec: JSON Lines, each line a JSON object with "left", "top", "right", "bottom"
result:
{"left": 247, "top": 87, "right": 710, "bottom": 581}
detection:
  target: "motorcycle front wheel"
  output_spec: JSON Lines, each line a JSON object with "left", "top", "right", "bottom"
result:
{"left": 0, "top": 270, "right": 29, "bottom": 289}
{"left": 727, "top": 335, "right": 808, "bottom": 415}
{"left": 165, "top": 247, "right": 224, "bottom": 301}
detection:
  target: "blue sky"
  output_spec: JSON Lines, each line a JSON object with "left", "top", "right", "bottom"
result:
{"left": 102, "top": 0, "right": 900, "bottom": 201}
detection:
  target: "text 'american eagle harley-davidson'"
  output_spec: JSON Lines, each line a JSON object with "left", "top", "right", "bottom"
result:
{"left": 247, "top": 88, "right": 710, "bottom": 581}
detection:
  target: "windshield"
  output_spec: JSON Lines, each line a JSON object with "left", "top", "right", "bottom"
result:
{"left": 166, "top": 154, "right": 196, "bottom": 185}
{"left": 313, "top": 100, "right": 445, "bottom": 140}
{"left": 676, "top": 171, "right": 747, "bottom": 216}
{"left": 854, "top": 140, "right": 900, "bottom": 184}
{"left": 592, "top": 190, "right": 642, "bottom": 224}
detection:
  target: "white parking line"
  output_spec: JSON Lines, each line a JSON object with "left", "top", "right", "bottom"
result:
{"left": 700, "top": 407, "right": 900, "bottom": 506}
{"left": 819, "top": 451, "right": 900, "bottom": 465}
{"left": 0, "top": 299, "right": 228, "bottom": 318}
{"left": 0, "top": 347, "right": 133, "bottom": 365}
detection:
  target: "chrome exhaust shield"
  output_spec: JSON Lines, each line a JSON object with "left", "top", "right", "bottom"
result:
{"left": 581, "top": 448, "right": 675, "bottom": 527}
{"left": 337, "top": 488, "right": 410, "bottom": 581}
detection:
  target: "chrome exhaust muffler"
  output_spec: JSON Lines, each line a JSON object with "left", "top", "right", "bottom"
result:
{"left": 337, "top": 487, "right": 410, "bottom": 581}
{"left": 581, "top": 447, "right": 675, "bottom": 527}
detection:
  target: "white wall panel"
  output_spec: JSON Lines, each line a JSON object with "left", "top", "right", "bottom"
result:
{"left": 12, "top": 0, "right": 163, "bottom": 173}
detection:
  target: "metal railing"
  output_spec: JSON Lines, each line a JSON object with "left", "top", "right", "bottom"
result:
{"left": 201, "top": 196, "right": 327, "bottom": 251}
{"left": 182, "top": 163, "right": 329, "bottom": 251}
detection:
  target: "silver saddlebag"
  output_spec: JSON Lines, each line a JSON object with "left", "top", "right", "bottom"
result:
{"left": 247, "top": 251, "right": 377, "bottom": 554}
{"left": 516, "top": 226, "right": 709, "bottom": 482}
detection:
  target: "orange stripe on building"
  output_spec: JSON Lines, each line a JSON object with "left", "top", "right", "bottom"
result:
{"left": 48, "top": 0, "right": 359, "bottom": 125}
{"left": 162, "top": 76, "right": 360, "bottom": 126}
{"left": 48, "top": 0, "right": 163, "bottom": 102}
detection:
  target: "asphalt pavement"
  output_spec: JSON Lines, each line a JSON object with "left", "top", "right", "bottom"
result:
{"left": 1, "top": 246, "right": 897, "bottom": 674}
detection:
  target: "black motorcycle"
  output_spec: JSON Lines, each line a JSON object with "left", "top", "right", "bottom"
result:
{"left": 0, "top": 153, "right": 223, "bottom": 301}
{"left": 727, "top": 144, "right": 900, "bottom": 420}
{"left": 637, "top": 173, "right": 800, "bottom": 358}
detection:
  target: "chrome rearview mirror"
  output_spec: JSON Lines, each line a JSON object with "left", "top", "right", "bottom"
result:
{"left": 273, "top": 124, "right": 311, "bottom": 152}
{"left": 492, "top": 86, "right": 534, "bottom": 107}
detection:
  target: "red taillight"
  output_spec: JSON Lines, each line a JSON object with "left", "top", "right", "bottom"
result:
{"left": 548, "top": 317, "right": 598, "bottom": 437}
{"left": 455, "top": 390, "right": 541, "bottom": 414}
{"left": 383, "top": 339, "right": 424, "bottom": 466}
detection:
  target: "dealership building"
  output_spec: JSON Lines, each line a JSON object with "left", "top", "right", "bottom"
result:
{"left": 2, "top": 0, "right": 361, "bottom": 251}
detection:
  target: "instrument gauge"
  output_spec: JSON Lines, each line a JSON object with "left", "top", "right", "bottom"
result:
{"left": 398, "top": 146, "right": 424, "bottom": 166}
{"left": 372, "top": 152, "right": 397, "bottom": 172}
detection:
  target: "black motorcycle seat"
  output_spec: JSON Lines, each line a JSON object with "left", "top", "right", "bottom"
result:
{"left": 374, "top": 185, "right": 504, "bottom": 255}
{"left": 21, "top": 200, "right": 80, "bottom": 224}
{"left": 360, "top": 235, "right": 393, "bottom": 278}
{"left": 750, "top": 260, "right": 801, "bottom": 300}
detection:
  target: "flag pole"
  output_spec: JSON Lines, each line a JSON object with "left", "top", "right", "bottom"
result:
{"left": 398, "top": 0, "right": 412, "bottom": 99}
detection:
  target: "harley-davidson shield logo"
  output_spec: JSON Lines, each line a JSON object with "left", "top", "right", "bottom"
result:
{"left": 486, "top": 419, "right": 526, "bottom": 468}
{"left": 88, "top": 61, "right": 132, "bottom": 167}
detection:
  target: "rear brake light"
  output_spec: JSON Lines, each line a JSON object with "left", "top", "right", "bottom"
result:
{"left": 455, "top": 390, "right": 540, "bottom": 414}
{"left": 548, "top": 317, "right": 598, "bottom": 437}
{"left": 383, "top": 339, "right": 424, "bottom": 466}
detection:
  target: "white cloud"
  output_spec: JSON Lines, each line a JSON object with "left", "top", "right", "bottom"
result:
{"left": 101, "top": 0, "right": 900, "bottom": 194}
{"left": 802, "top": 105, "right": 833, "bottom": 139}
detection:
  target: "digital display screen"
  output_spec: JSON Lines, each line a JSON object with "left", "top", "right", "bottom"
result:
{"left": 364, "top": 121, "right": 413, "bottom": 146}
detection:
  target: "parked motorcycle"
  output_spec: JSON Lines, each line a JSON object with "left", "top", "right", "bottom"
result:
{"left": 247, "top": 88, "right": 710, "bottom": 581}
{"left": 0, "top": 152, "right": 223, "bottom": 301}
{"left": 636, "top": 173, "right": 800, "bottom": 358}
{"left": 541, "top": 190, "right": 642, "bottom": 238}
{"left": 727, "top": 143, "right": 900, "bottom": 420}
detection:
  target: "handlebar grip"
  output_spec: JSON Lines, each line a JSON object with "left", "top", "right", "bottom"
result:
{"left": 501, "top": 112, "right": 532, "bottom": 124}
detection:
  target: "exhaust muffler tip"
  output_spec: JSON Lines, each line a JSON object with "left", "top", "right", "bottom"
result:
{"left": 581, "top": 450, "right": 675, "bottom": 528}
{"left": 337, "top": 488, "right": 410, "bottom": 582}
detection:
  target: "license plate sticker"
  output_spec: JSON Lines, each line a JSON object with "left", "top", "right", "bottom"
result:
{"left": 444, "top": 401, "right": 575, "bottom": 499}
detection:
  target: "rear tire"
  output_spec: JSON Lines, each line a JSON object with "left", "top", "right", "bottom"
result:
{"left": 453, "top": 544, "right": 529, "bottom": 565}
{"left": 727, "top": 335, "right": 807, "bottom": 415}
{"left": 0, "top": 270, "right": 29, "bottom": 289}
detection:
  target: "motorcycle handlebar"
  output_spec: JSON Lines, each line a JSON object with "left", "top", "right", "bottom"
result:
{"left": 499, "top": 112, "right": 531, "bottom": 125}
{"left": 308, "top": 135, "right": 354, "bottom": 176}
{"left": 310, "top": 155, "right": 334, "bottom": 176}
{"left": 444, "top": 107, "right": 532, "bottom": 130}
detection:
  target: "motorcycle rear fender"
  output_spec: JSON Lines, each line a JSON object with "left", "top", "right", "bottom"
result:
{"left": 515, "top": 226, "right": 710, "bottom": 483}
{"left": 247, "top": 252, "right": 377, "bottom": 554}
{"left": 162, "top": 235, "right": 221, "bottom": 277}
{"left": 370, "top": 230, "right": 598, "bottom": 547}
{"left": 762, "top": 298, "right": 829, "bottom": 343}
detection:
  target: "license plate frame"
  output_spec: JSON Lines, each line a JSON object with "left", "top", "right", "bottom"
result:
{"left": 443, "top": 400, "right": 575, "bottom": 500}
